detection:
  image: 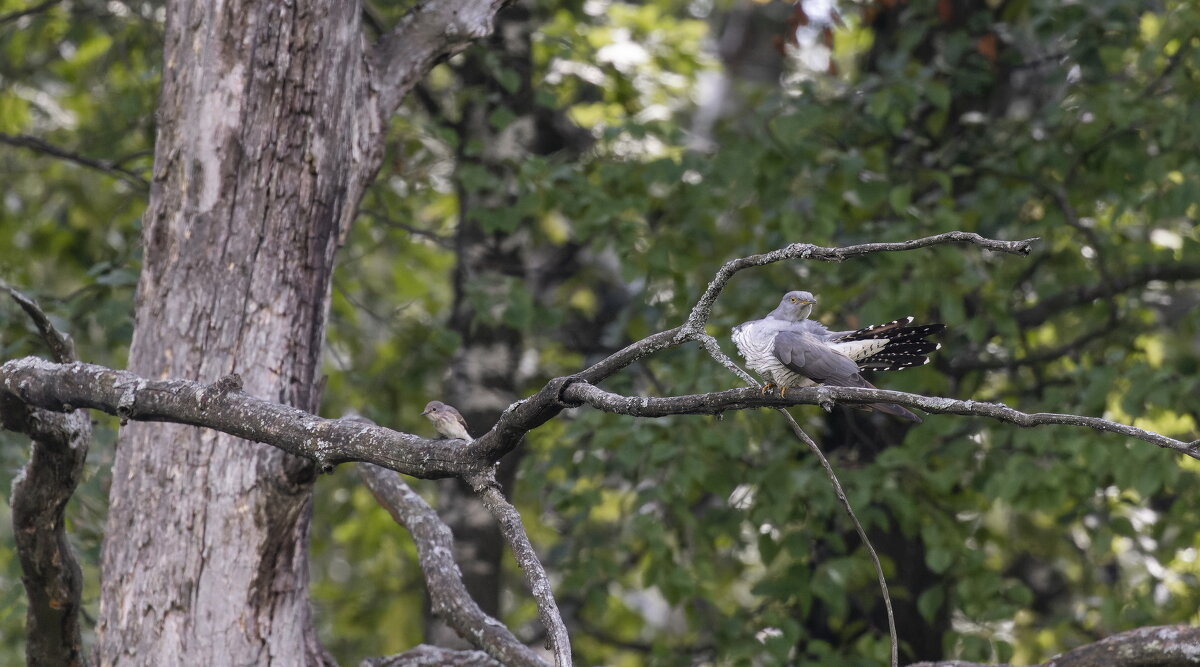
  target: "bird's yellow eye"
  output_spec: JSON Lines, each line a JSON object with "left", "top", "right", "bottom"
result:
{"left": 790, "top": 297, "right": 797, "bottom": 303}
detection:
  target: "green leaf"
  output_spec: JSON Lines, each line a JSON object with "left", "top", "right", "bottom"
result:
{"left": 918, "top": 586, "right": 945, "bottom": 624}
{"left": 926, "top": 547, "right": 953, "bottom": 574}
{"left": 889, "top": 184, "right": 913, "bottom": 214}
{"left": 926, "top": 81, "right": 951, "bottom": 110}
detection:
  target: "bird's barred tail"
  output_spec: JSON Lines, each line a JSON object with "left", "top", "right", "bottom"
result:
{"left": 845, "top": 374, "right": 924, "bottom": 422}
{"left": 867, "top": 401, "right": 924, "bottom": 423}
{"left": 836, "top": 317, "right": 946, "bottom": 372}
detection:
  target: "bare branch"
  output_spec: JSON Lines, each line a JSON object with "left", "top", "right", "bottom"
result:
{"left": 468, "top": 232, "right": 1035, "bottom": 458}
{"left": 695, "top": 332, "right": 757, "bottom": 385}
{"left": 0, "top": 357, "right": 489, "bottom": 478}
{"left": 361, "top": 644, "right": 502, "bottom": 666}
{"left": 463, "top": 326, "right": 700, "bottom": 461}
{"left": 1, "top": 292, "right": 88, "bottom": 667}
{"left": 946, "top": 323, "right": 1123, "bottom": 373}
{"left": 0, "top": 132, "right": 149, "bottom": 190}
{"left": 3, "top": 233, "right": 1047, "bottom": 476}
{"left": 777, "top": 411, "right": 898, "bottom": 667}
{"left": 8, "top": 358, "right": 1191, "bottom": 482}
{"left": 0, "top": 0, "right": 60, "bottom": 25}
{"left": 907, "top": 623, "right": 1200, "bottom": 667}
{"left": 560, "top": 383, "right": 1200, "bottom": 460}
{"left": 1, "top": 396, "right": 91, "bottom": 667}
{"left": 468, "top": 471, "right": 571, "bottom": 667}
{"left": 4, "top": 285, "right": 76, "bottom": 363}
{"left": 359, "top": 463, "right": 549, "bottom": 667}
{"left": 1015, "top": 262, "right": 1200, "bottom": 328}
{"left": 359, "top": 208, "right": 453, "bottom": 246}
{"left": 682, "top": 232, "right": 1037, "bottom": 333}
{"left": 369, "top": 0, "right": 511, "bottom": 118}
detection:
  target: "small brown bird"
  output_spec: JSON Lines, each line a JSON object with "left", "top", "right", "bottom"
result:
{"left": 420, "top": 400, "right": 472, "bottom": 441}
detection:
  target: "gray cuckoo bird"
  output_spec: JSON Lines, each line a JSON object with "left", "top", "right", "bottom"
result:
{"left": 732, "top": 290, "right": 944, "bottom": 423}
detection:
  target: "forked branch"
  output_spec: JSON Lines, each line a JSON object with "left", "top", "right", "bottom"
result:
{"left": 359, "top": 462, "right": 548, "bottom": 667}
{"left": 560, "top": 383, "right": 1199, "bottom": 460}
{"left": 469, "top": 471, "right": 572, "bottom": 666}
{"left": 11, "top": 232, "right": 1196, "bottom": 667}
{"left": 1, "top": 288, "right": 90, "bottom": 667}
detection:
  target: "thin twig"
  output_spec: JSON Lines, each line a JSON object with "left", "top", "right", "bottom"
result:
{"left": 945, "top": 323, "right": 1132, "bottom": 373}
{"left": 0, "top": 0, "right": 60, "bottom": 25}
{"left": 686, "top": 279, "right": 899, "bottom": 663}
{"left": 4, "top": 284, "right": 76, "bottom": 363}
{"left": 682, "top": 232, "right": 1037, "bottom": 334}
{"left": 0, "top": 132, "right": 149, "bottom": 190}
{"left": 359, "top": 208, "right": 454, "bottom": 245}
{"left": 1014, "top": 262, "right": 1200, "bottom": 329}
{"left": 776, "top": 411, "right": 898, "bottom": 667}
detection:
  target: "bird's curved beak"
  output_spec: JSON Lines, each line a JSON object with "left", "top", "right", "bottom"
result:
{"left": 420, "top": 408, "right": 432, "bottom": 416}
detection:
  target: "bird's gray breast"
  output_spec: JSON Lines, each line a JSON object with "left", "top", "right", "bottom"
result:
{"left": 732, "top": 320, "right": 807, "bottom": 387}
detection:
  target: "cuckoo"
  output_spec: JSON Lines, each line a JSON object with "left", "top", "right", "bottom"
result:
{"left": 732, "top": 290, "right": 944, "bottom": 423}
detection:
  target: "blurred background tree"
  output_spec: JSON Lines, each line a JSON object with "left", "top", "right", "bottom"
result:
{"left": 2, "top": 0, "right": 1198, "bottom": 664}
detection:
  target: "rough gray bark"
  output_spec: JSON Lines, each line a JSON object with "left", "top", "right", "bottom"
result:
{"left": 95, "top": 3, "right": 368, "bottom": 663}
{"left": 2, "top": 287, "right": 89, "bottom": 667}
{"left": 10, "top": 353, "right": 1193, "bottom": 477}
{"left": 90, "top": 0, "right": 510, "bottom": 663}
{"left": 907, "top": 623, "right": 1200, "bottom": 666}
{"left": 0, "top": 358, "right": 491, "bottom": 477}
{"left": 468, "top": 472, "right": 571, "bottom": 664}
{"left": 360, "top": 644, "right": 502, "bottom": 667}
{"left": 3, "top": 396, "right": 89, "bottom": 667}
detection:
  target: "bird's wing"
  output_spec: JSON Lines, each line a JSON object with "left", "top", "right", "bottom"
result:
{"left": 775, "top": 330, "right": 923, "bottom": 422}
{"left": 773, "top": 330, "right": 862, "bottom": 385}
{"left": 450, "top": 410, "right": 470, "bottom": 435}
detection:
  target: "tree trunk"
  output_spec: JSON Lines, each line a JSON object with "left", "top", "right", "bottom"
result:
{"left": 97, "top": 1, "right": 373, "bottom": 663}
{"left": 431, "top": 9, "right": 543, "bottom": 643}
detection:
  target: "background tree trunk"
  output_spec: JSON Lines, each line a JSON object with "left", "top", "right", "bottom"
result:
{"left": 431, "top": 3, "right": 599, "bottom": 645}
{"left": 97, "top": 1, "right": 371, "bottom": 663}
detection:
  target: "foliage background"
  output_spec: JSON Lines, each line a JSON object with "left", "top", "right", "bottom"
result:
{"left": 1, "top": 0, "right": 1198, "bottom": 664}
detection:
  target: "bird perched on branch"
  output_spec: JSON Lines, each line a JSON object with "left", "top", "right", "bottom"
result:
{"left": 421, "top": 400, "right": 472, "bottom": 441}
{"left": 732, "top": 290, "right": 944, "bottom": 423}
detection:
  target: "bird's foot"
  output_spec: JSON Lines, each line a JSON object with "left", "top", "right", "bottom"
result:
{"left": 815, "top": 386, "right": 836, "bottom": 412}
{"left": 759, "top": 382, "right": 776, "bottom": 395}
